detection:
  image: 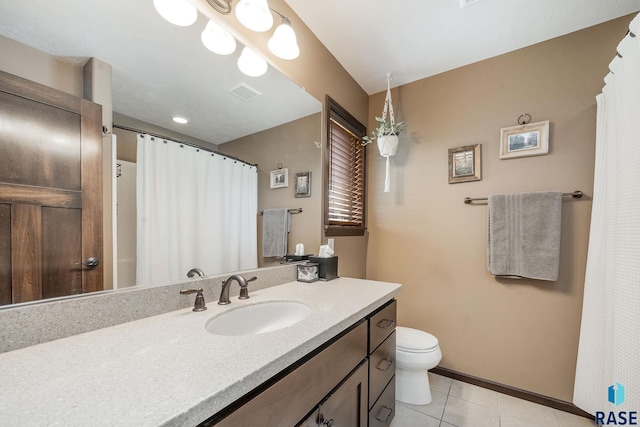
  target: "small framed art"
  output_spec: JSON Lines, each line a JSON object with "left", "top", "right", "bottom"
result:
{"left": 448, "top": 144, "right": 481, "bottom": 184}
{"left": 270, "top": 168, "right": 288, "bottom": 189}
{"left": 294, "top": 172, "right": 311, "bottom": 198}
{"left": 499, "top": 120, "right": 549, "bottom": 159}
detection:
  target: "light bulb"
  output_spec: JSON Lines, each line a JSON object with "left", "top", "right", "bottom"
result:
{"left": 201, "top": 20, "right": 237, "bottom": 55}
{"left": 234, "top": 0, "right": 273, "bottom": 32}
{"left": 172, "top": 116, "right": 189, "bottom": 124}
{"left": 237, "top": 47, "right": 268, "bottom": 77}
{"left": 153, "top": 0, "right": 198, "bottom": 27}
{"left": 268, "top": 19, "right": 299, "bottom": 60}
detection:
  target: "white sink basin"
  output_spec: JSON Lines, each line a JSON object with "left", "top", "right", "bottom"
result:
{"left": 205, "top": 301, "right": 311, "bottom": 336}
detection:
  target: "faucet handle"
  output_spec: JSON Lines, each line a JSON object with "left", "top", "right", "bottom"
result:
{"left": 180, "top": 288, "right": 207, "bottom": 312}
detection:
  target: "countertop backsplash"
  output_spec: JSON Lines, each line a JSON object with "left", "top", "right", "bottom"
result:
{"left": 0, "top": 265, "right": 297, "bottom": 354}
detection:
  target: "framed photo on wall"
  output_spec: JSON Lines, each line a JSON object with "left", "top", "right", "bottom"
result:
{"left": 448, "top": 144, "right": 481, "bottom": 184}
{"left": 295, "top": 172, "right": 311, "bottom": 198}
{"left": 270, "top": 168, "right": 288, "bottom": 189}
{"left": 499, "top": 120, "right": 549, "bottom": 159}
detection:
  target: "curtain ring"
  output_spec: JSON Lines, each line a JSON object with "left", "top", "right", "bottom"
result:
{"left": 517, "top": 113, "right": 531, "bottom": 125}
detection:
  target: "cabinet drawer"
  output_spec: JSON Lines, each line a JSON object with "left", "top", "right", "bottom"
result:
{"left": 209, "top": 321, "right": 367, "bottom": 427}
{"left": 369, "top": 376, "right": 395, "bottom": 427}
{"left": 369, "top": 331, "right": 395, "bottom": 408}
{"left": 369, "top": 300, "right": 396, "bottom": 352}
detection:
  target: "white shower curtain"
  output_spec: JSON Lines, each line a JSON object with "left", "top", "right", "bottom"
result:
{"left": 136, "top": 134, "right": 257, "bottom": 286}
{"left": 574, "top": 14, "right": 640, "bottom": 415}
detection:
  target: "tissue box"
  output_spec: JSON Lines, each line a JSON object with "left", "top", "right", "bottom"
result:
{"left": 308, "top": 256, "right": 338, "bottom": 281}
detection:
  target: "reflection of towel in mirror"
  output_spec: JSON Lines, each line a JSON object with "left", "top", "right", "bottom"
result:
{"left": 487, "top": 192, "right": 562, "bottom": 281}
{"left": 262, "top": 209, "right": 291, "bottom": 257}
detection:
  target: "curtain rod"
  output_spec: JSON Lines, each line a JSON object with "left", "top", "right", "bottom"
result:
{"left": 112, "top": 124, "right": 258, "bottom": 168}
{"left": 464, "top": 191, "right": 584, "bottom": 204}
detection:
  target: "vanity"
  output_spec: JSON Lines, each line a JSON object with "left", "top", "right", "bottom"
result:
{"left": 0, "top": 277, "right": 400, "bottom": 426}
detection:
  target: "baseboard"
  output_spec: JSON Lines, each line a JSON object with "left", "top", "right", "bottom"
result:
{"left": 430, "top": 367, "right": 593, "bottom": 419}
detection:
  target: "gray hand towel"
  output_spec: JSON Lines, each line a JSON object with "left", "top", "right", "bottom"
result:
{"left": 262, "top": 208, "right": 291, "bottom": 258}
{"left": 487, "top": 192, "right": 562, "bottom": 281}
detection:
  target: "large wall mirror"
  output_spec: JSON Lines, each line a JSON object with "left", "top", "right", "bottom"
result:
{"left": 0, "top": 0, "right": 322, "bottom": 307}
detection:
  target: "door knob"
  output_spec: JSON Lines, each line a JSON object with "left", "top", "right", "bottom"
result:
{"left": 79, "top": 257, "right": 100, "bottom": 268}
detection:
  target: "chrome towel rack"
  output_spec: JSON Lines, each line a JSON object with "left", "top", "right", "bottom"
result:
{"left": 464, "top": 191, "right": 584, "bottom": 204}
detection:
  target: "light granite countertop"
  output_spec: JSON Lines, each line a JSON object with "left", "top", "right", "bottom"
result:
{"left": 0, "top": 277, "right": 401, "bottom": 426}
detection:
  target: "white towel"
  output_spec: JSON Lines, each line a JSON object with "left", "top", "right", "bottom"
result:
{"left": 487, "top": 192, "right": 562, "bottom": 281}
{"left": 261, "top": 209, "right": 290, "bottom": 258}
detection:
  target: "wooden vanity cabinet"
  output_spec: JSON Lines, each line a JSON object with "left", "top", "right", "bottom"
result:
{"left": 203, "top": 299, "right": 397, "bottom": 427}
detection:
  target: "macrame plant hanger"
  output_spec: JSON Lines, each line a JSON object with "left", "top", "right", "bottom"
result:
{"left": 379, "top": 73, "right": 399, "bottom": 193}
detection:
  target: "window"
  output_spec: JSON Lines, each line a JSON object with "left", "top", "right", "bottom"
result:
{"left": 324, "top": 96, "right": 367, "bottom": 236}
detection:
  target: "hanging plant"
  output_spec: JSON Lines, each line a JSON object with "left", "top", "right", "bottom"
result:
{"left": 361, "top": 74, "right": 406, "bottom": 192}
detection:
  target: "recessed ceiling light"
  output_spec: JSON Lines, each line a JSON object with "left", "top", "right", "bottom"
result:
{"left": 172, "top": 116, "right": 189, "bottom": 124}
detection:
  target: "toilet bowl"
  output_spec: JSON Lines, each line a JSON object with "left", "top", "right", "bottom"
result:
{"left": 395, "top": 326, "right": 442, "bottom": 405}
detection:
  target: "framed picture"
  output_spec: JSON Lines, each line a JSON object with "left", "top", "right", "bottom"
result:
{"left": 499, "top": 120, "right": 549, "bottom": 159}
{"left": 295, "top": 172, "right": 311, "bottom": 198}
{"left": 448, "top": 144, "right": 481, "bottom": 184}
{"left": 270, "top": 168, "right": 288, "bottom": 189}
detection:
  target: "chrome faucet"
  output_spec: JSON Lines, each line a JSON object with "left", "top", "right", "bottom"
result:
{"left": 187, "top": 268, "right": 205, "bottom": 278}
{"left": 218, "top": 275, "right": 257, "bottom": 305}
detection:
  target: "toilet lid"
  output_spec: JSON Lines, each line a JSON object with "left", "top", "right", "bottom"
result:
{"left": 396, "top": 326, "right": 439, "bottom": 352}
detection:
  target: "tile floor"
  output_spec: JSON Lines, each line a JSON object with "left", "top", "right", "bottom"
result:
{"left": 389, "top": 373, "right": 596, "bottom": 427}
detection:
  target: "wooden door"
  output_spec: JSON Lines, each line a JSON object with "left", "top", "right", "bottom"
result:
{"left": 0, "top": 70, "right": 103, "bottom": 305}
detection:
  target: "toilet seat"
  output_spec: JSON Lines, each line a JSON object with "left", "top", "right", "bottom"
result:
{"left": 396, "top": 326, "right": 439, "bottom": 353}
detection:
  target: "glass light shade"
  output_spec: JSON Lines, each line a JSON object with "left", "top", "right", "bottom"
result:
{"left": 268, "top": 21, "right": 299, "bottom": 60}
{"left": 237, "top": 47, "right": 268, "bottom": 77}
{"left": 234, "top": 0, "right": 273, "bottom": 32}
{"left": 201, "top": 20, "right": 236, "bottom": 55}
{"left": 153, "top": 0, "right": 198, "bottom": 27}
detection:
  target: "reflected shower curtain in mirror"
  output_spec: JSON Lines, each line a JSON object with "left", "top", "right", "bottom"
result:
{"left": 136, "top": 134, "right": 257, "bottom": 286}
{"left": 573, "top": 14, "right": 640, "bottom": 415}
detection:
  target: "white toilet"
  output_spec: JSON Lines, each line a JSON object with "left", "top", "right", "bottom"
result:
{"left": 395, "top": 326, "right": 442, "bottom": 405}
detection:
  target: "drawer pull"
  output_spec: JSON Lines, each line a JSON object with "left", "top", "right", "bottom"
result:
{"left": 376, "top": 318, "right": 394, "bottom": 329}
{"left": 375, "top": 405, "right": 393, "bottom": 423}
{"left": 376, "top": 358, "right": 393, "bottom": 372}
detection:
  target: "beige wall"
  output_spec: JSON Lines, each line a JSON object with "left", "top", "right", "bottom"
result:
{"left": 365, "top": 16, "right": 632, "bottom": 402}
{"left": 221, "top": 113, "right": 322, "bottom": 267}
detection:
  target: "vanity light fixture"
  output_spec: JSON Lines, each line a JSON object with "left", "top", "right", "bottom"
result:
{"left": 234, "top": 0, "right": 273, "bottom": 32}
{"left": 172, "top": 116, "right": 190, "bottom": 124}
{"left": 237, "top": 46, "right": 268, "bottom": 77}
{"left": 153, "top": 0, "right": 198, "bottom": 27}
{"left": 268, "top": 16, "right": 299, "bottom": 60}
{"left": 201, "top": 20, "right": 237, "bottom": 55}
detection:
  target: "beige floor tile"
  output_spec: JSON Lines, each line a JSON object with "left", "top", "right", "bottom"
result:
{"left": 501, "top": 414, "right": 551, "bottom": 427}
{"left": 442, "top": 395, "right": 500, "bottom": 427}
{"left": 390, "top": 403, "right": 440, "bottom": 427}
{"left": 499, "top": 394, "right": 559, "bottom": 427}
{"left": 429, "top": 372, "right": 452, "bottom": 394}
{"left": 555, "top": 410, "right": 596, "bottom": 427}
{"left": 449, "top": 380, "right": 500, "bottom": 410}
{"left": 398, "top": 389, "right": 448, "bottom": 419}
{"left": 440, "top": 423, "right": 457, "bottom": 427}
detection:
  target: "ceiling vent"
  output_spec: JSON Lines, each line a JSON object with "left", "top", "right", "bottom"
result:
{"left": 459, "top": 0, "right": 481, "bottom": 7}
{"left": 228, "top": 82, "right": 262, "bottom": 101}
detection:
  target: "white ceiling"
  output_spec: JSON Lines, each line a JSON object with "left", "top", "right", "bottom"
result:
{"left": 0, "top": 0, "right": 321, "bottom": 145}
{"left": 285, "top": 0, "right": 640, "bottom": 94}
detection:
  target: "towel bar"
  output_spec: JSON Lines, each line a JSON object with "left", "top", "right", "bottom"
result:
{"left": 259, "top": 208, "right": 303, "bottom": 215}
{"left": 464, "top": 191, "right": 583, "bottom": 204}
